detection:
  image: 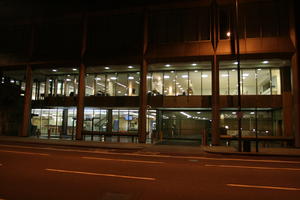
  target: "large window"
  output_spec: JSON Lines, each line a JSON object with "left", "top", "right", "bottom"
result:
{"left": 31, "top": 107, "right": 76, "bottom": 137}
{"left": 32, "top": 67, "right": 79, "bottom": 100}
{"left": 85, "top": 72, "right": 140, "bottom": 96}
{"left": 112, "top": 110, "right": 139, "bottom": 133}
{"left": 220, "top": 109, "right": 282, "bottom": 137}
{"left": 147, "top": 70, "right": 212, "bottom": 96}
{"left": 162, "top": 111, "right": 211, "bottom": 139}
{"left": 84, "top": 108, "right": 107, "bottom": 132}
{"left": 219, "top": 60, "right": 285, "bottom": 95}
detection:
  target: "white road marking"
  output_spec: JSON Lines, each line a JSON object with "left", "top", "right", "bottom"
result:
{"left": 1, "top": 144, "right": 300, "bottom": 164}
{"left": 81, "top": 156, "right": 164, "bottom": 164}
{"left": 205, "top": 164, "right": 300, "bottom": 171}
{"left": 0, "top": 149, "right": 49, "bottom": 156}
{"left": 45, "top": 168, "right": 156, "bottom": 181}
{"left": 227, "top": 184, "right": 300, "bottom": 191}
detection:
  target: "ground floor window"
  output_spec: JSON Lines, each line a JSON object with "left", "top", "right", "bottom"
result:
{"left": 31, "top": 107, "right": 77, "bottom": 137}
{"left": 220, "top": 109, "right": 282, "bottom": 137}
{"left": 160, "top": 110, "right": 212, "bottom": 140}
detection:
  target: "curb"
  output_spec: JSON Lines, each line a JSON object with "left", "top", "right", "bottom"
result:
{"left": 203, "top": 150, "right": 300, "bottom": 158}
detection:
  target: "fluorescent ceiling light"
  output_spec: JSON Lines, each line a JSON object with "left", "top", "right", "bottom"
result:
{"left": 104, "top": 67, "right": 110, "bottom": 70}
{"left": 181, "top": 75, "right": 188, "bottom": 78}
{"left": 165, "top": 64, "right": 171, "bottom": 67}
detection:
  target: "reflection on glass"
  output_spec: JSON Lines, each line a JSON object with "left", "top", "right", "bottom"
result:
{"left": 257, "top": 69, "right": 271, "bottom": 95}
{"left": 220, "top": 110, "right": 282, "bottom": 136}
{"left": 220, "top": 71, "right": 229, "bottom": 95}
{"left": 189, "top": 71, "right": 201, "bottom": 95}
{"left": 128, "top": 73, "right": 139, "bottom": 96}
{"left": 163, "top": 72, "right": 176, "bottom": 96}
{"left": 229, "top": 70, "right": 238, "bottom": 95}
{"left": 116, "top": 74, "right": 127, "bottom": 96}
{"left": 271, "top": 69, "right": 281, "bottom": 95}
{"left": 162, "top": 111, "right": 211, "bottom": 139}
{"left": 85, "top": 74, "right": 95, "bottom": 96}
{"left": 176, "top": 72, "right": 189, "bottom": 95}
{"left": 202, "top": 71, "right": 211, "bottom": 95}
{"left": 242, "top": 69, "right": 256, "bottom": 95}
{"left": 151, "top": 72, "right": 163, "bottom": 95}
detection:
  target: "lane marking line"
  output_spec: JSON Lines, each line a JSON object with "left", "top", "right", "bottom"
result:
{"left": 205, "top": 164, "right": 300, "bottom": 171}
{"left": 1, "top": 144, "right": 300, "bottom": 164}
{"left": 45, "top": 168, "right": 156, "bottom": 181}
{"left": 227, "top": 184, "right": 300, "bottom": 191}
{"left": 81, "top": 156, "right": 164, "bottom": 164}
{"left": 0, "top": 149, "right": 49, "bottom": 156}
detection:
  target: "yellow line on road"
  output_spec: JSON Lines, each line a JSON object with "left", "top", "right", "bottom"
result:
{"left": 82, "top": 156, "right": 164, "bottom": 164}
{"left": 0, "top": 149, "right": 49, "bottom": 156}
{"left": 205, "top": 164, "right": 300, "bottom": 171}
{"left": 227, "top": 184, "right": 300, "bottom": 191}
{"left": 45, "top": 168, "right": 156, "bottom": 181}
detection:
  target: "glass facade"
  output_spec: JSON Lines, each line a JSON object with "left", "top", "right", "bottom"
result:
{"left": 32, "top": 67, "right": 79, "bottom": 100}
{"left": 85, "top": 72, "right": 140, "bottom": 96}
{"left": 220, "top": 109, "right": 282, "bottom": 137}
{"left": 161, "top": 111, "right": 211, "bottom": 139}
{"left": 147, "top": 70, "right": 212, "bottom": 96}
{"left": 219, "top": 60, "right": 283, "bottom": 95}
{"left": 31, "top": 107, "right": 77, "bottom": 137}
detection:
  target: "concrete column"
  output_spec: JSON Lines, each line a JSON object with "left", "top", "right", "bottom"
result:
{"left": 75, "top": 13, "right": 88, "bottom": 140}
{"left": 211, "top": 0, "right": 220, "bottom": 145}
{"left": 107, "top": 109, "right": 113, "bottom": 133}
{"left": 211, "top": 55, "right": 220, "bottom": 145}
{"left": 75, "top": 63, "right": 85, "bottom": 140}
{"left": 289, "top": 0, "right": 300, "bottom": 147}
{"left": 138, "top": 10, "right": 148, "bottom": 143}
{"left": 61, "top": 109, "right": 68, "bottom": 136}
{"left": 20, "top": 65, "right": 33, "bottom": 137}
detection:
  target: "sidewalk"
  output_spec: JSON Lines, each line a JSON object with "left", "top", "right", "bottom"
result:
{"left": 0, "top": 136, "right": 300, "bottom": 157}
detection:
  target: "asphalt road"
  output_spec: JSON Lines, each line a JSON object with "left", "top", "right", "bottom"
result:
{"left": 0, "top": 142, "right": 300, "bottom": 200}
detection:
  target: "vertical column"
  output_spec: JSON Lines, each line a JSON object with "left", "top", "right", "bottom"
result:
{"left": 211, "top": 56, "right": 220, "bottom": 145}
{"left": 76, "top": 13, "right": 87, "bottom": 140}
{"left": 20, "top": 65, "right": 33, "bottom": 137}
{"left": 138, "top": 9, "right": 149, "bottom": 143}
{"left": 211, "top": 0, "right": 220, "bottom": 145}
{"left": 289, "top": 0, "right": 300, "bottom": 147}
{"left": 76, "top": 63, "right": 85, "bottom": 140}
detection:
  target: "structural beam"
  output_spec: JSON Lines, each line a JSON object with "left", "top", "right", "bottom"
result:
{"left": 138, "top": 9, "right": 149, "bottom": 143}
{"left": 211, "top": 0, "right": 220, "bottom": 145}
{"left": 20, "top": 64, "right": 33, "bottom": 137}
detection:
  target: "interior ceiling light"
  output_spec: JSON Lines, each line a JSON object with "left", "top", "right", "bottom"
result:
{"left": 72, "top": 68, "right": 77, "bottom": 71}
{"left": 52, "top": 69, "right": 57, "bottom": 72}
{"left": 128, "top": 66, "right": 133, "bottom": 69}
{"left": 262, "top": 60, "right": 269, "bottom": 64}
{"left": 128, "top": 76, "right": 134, "bottom": 80}
{"left": 165, "top": 64, "right": 171, "bottom": 67}
{"left": 104, "top": 67, "right": 110, "bottom": 70}
{"left": 191, "top": 63, "right": 197, "bottom": 66}
{"left": 233, "top": 62, "right": 238, "bottom": 65}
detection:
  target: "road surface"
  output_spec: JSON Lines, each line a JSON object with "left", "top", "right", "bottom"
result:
{"left": 0, "top": 142, "right": 300, "bottom": 200}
